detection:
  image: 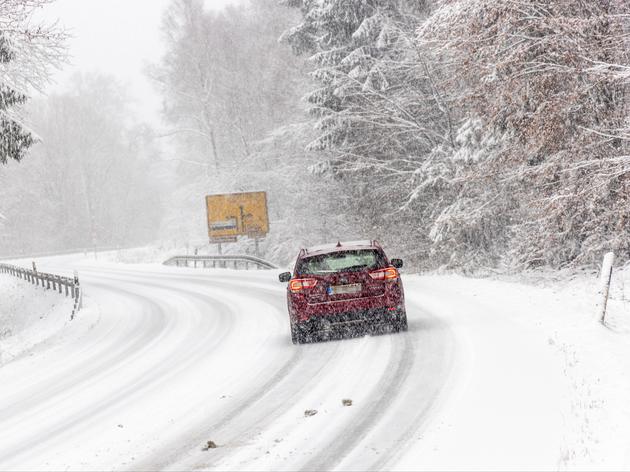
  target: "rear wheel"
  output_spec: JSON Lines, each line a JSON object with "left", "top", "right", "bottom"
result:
{"left": 290, "top": 321, "right": 301, "bottom": 344}
{"left": 393, "top": 311, "right": 408, "bottom": 332}
{"left": 290, "top": 321, "right": 309, "bottom": 344}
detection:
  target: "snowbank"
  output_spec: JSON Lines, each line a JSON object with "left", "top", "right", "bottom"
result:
{"left": 396, "top": 265, "right": 630, "bottom": 471}
{"left": 0, "top": 274, "right": 74, "bottom": 365}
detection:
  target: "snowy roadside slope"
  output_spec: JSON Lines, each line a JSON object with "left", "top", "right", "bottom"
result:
{"left": 395, "top": 273, "right": 630, "bottom": 471}
{"left": 0, "top": 274, "right": 75, "bottom": 365}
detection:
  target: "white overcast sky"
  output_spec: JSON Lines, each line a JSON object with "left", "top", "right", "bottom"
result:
{"left": 38, "top": 0, "right": 240, "bottom": 124}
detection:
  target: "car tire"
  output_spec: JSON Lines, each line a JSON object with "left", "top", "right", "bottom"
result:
{"left": 290, "top": 321, "right": 301, "bottom": 344}
{"left": 393, "top": 311, "right": 408, "bottom": 332}
{"left": 291, "top": 321, "right": 310, "bottom": 344}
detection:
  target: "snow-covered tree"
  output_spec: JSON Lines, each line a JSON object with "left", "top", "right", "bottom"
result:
{"left": 281, "top": 0, "right": 437, "bottom": 155}
{"left": 0, "top": 0, "right": 66, "bottom": 164}
{"left": 281, "top": 0, "right": 466, "bottom": 266}
{"left": 281, "top": 0, "right": 630, "bottom": 270}
{"left": 0, "top": 78, "right": 33, "bottom": 163}
{"left": 419, "top": 0, "right": 630, "bottom": 268}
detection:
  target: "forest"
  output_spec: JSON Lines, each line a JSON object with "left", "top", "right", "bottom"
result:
{"left": 1, "top": 0, "right": 629, "bottom": 271}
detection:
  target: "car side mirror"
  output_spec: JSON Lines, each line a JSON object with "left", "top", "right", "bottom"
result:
{"left": 391, "top": 259, "right": 403, "bottom": 269}
{"left": 279, "top": 272, "right": 292, "bottom": 283}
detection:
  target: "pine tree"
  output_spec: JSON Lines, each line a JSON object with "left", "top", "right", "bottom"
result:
{"left": 0, "top": 34, "right": 34, "bottom": 164}
{"left": 0, "top": 1, "right": 66, "bottom": 165}
{"left": 282, "top": 0, "right": 462, "bottom": 267}
{"left": 282, "top": 0, "right": 434, "bottom": 155}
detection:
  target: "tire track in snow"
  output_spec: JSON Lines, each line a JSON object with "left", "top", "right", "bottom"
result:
{"left": 368, "top": 303, "right": 456, "bottom": 471}
{"left": 106, "top": 268, "right": 455, "bottom": 472}
{"left": 228, "top": 297, "right": 455, "bottom": 472}
{"left": 0, "top": 276, "right": 236, "bottom": 469}
{"left": 157, "top": 277, "right": 451, "bottom": 472}
{"left": 298, "top": 332, "right": 417, "bottom": 471}
{"left": 133, "top": 278, "right": 319, "bottom": 470}
{"left": 0, "top": 284, "right": 171, "bottom": 450}
{"left": 49, "top": 267, "right": 310, "bottom": 472}
{"left": 64, "top": 268, "right": 343, "bottom": 471}
{"left": 3, "top": 263, "right": 456, "bottom": 471}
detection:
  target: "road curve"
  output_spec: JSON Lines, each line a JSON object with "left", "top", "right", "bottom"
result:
{"left": 0, "top": 261, "right": 456, "bottom": 471}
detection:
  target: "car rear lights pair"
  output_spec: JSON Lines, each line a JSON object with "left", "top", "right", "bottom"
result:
{"left": 368, "top": 267, "right": 398, "bottom": 281}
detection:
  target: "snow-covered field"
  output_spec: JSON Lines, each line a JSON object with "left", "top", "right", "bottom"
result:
{"left": 0, "top": 253, "right": 629, "bottom": 471}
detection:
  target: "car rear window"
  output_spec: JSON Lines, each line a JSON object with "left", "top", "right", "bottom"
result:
{"left": 297, "top": 250, "right": 386, "bottom": 275}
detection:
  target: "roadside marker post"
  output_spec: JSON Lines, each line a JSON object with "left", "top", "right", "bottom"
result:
{"left": 596, "top": 252, "right": 615, "bottom": 325}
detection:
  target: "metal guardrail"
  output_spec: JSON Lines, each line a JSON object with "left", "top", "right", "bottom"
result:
{"left": 0, "top": 263, "right": 83, "bottom": 319}
{"left": 163, "top": 255, "right": 278, "bottom": 270}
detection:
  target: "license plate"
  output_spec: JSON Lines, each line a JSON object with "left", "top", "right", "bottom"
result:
{"left": 328, "top": 283, "right": 362, "bottom": 295}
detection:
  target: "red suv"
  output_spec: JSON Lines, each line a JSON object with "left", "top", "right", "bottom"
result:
{"left": 279, "top": 240, "right": 407, "bottom": 344}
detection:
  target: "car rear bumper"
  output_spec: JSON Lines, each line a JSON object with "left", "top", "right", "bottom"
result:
{"left": 299, "top": 306, "right": 405, "bottom": 332}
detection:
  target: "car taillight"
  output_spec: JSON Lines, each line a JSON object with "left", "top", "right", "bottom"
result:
{"left": 289, "top": 278, "right": 318, "bottom": 292}
{"left": 369, "top": 267, "right": 398, "bottom": 281}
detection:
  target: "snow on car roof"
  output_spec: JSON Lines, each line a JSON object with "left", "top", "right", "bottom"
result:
{"left": 304, "top": 240, "right": 378, "bottom": 255}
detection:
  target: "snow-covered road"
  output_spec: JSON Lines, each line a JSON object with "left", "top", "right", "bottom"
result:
{"left": 3, "top": 256, "right": 627, "bottom": 470}
{"left": 0, "top": 261, "right": 455, "bottom": 471}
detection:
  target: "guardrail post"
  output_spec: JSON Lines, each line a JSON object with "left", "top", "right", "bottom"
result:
{"left": 71, "top": 270, "right": 82, "bottom": 318}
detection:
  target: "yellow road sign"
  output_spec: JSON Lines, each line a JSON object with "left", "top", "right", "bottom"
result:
{"left": 206, "top": 191, "right": 269, "bottom": 240}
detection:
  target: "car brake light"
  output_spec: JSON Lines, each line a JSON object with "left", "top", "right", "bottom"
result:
{"left": 289, "top": 278, "right": 318, "bottom": 292}
{"left": 369, "top": 267, "right": 398, "bottom": 281}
